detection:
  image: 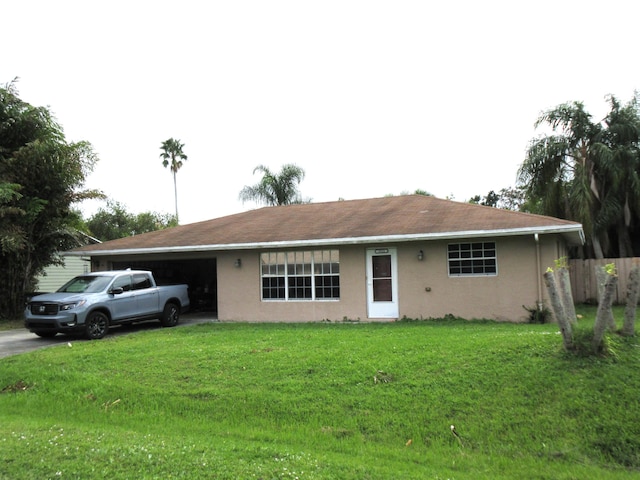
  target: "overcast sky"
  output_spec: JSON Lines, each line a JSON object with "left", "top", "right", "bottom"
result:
{"left": 3, "top": 1, "right": 639, "bottom": 225}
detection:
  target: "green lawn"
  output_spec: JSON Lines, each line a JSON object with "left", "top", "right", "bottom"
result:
{"left": 1, "top": 308, "right": 639, "bottom": 479}
{"left": 0, "top": 318, "right": 23, "bottom": 331}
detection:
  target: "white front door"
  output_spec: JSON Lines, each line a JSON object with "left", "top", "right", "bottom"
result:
{"left": 366, "top": 247, "right": 399, "bottom": 318}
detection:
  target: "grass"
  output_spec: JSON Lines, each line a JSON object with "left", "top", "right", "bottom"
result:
{"left": 0, "top": 317, "right": 23, "bottom": 331}
{"left": 1, "top": 307, "right": 639, "bottom": 479}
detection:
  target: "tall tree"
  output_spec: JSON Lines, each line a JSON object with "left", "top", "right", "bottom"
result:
{"left": 86, "top": 200, "right": 178, "bottom": 241}
{"left": 160, "top": 138, "right": 187, "bottom": 222}
{"left": 517, "top": 97, "right": 640, "bottom": 258}
{"left": 0, "top": 80, "right": 102, "bottom": 319}
{"left": 469, "top": 190, "right": 500, "bottom": 207}
{"left": 239, "top": 164, "right": 306, "bottom": 206}
{"left": 469, "top": 187, "right": 526, "bottom": 211}
{"left": 0, "top": 182, "right": 24, "bottom": 253}
{"left": 595, "top": 94, "right": 640, "bottom": 257}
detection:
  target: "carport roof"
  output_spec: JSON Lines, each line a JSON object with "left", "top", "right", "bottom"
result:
{"left": 71, "top": 195, "right": 584, "bottom": 255}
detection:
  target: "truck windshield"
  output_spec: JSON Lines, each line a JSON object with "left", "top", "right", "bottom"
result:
{"left": 57, "top": 276, "right": 113, "bottom": 293}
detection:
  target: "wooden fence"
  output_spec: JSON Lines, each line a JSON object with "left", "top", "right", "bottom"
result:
{"left": 569, "top": 258, "right": 640, "bottom": 304}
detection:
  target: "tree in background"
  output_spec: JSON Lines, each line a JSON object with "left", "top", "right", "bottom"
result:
{"left": 517, "top": 95, "right": 640, "bottom": 258}
{"left": 518, "top": 101, "right": 602, "bottom": 256}
{"left": 469, "top": 190, "right": 501, "bottom": 208}
{"left": 469, "top": 187, "right": 526, "bottom": 211}
{"left": 86, "top": 201, "right": 178, "bottom": 241}
{"left": 0, "top": 182, "right": 23, "bottom": 253}
{"left": 160, "top": 138, "right": 187, "bottom": 222}
{"left": 390, "top": 189, "right": 434, "bottom": 197}
{"left": 596, "top": 95, "right": 640, "bottom": 258}
{"left": 239, "top": 164, "right": 306, "bottom": 206}
{"left": 0, "top": 80, "right": 102, "bottom": 319}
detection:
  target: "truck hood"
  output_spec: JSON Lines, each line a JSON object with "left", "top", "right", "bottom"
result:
{"left": 29, "top": 292, "right": 88, "bottom": 303}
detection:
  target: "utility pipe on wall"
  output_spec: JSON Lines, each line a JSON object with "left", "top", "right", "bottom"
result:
{"left": 534, "top": 233, "right": 543, "bottom": 309}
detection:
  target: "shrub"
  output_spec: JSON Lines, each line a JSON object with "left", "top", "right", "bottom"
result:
{"left": 568, "top": 324, "right": 620, "bottom": 358}
{"left": 523, "top": 304, "right": 552, "bottom": 324}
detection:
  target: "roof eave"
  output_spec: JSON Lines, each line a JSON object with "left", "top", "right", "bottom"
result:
{"left": 66, "top": 224, "right": 584, "bottom": 257}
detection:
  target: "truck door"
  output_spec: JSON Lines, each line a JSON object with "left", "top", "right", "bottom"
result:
{"left": 108, "top": 274, "right": 136, "bottom": 321}
{"left": 133, "top": 273, "right": 159, "bottom": 316}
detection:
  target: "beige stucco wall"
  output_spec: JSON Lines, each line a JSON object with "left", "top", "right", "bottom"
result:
{"left": 217, "top": 234, "right": 568, "bottom": 323}
{"left": 91, "top": 233, "right": 569, "bottom": 323}
{"left": 395, "top": 235, "right": 566, "bottom": 322}
{"left": 217, "top": 246, "right": 368, "bottom": 322}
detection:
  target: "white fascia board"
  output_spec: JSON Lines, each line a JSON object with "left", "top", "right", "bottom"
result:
{"left": 65, "top": 224, "right": 584, "bottom": 257}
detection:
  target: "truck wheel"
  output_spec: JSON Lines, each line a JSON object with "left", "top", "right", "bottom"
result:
{"left": 85, "top": 312, "right": 109, "bottom": 340}
{"left": 161, "top": 303, "right": 179, "bottom": 327}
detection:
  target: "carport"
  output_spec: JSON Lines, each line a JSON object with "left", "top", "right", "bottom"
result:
{"left": 108, "top": 257, "right": 217, "bottom": 314}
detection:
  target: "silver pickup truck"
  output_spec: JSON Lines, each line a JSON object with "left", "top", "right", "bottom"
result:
{"left": 25, "top": 270, "right": 190, "bottom": 339}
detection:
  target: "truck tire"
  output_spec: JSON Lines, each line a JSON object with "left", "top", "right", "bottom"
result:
{"left": 161, "top": 302, "right": 180, "bottom": 327}
{"left": 85, "top": 311, "right": 109, "bottom": 340}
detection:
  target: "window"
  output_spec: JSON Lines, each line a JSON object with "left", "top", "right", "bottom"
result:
{"left": 58, "top": 275, "right": 111, "bottom": 293}
{"left": 132, "top": 273, "right": 152, "bottom": 290}
{"left": 261, "top": 250, "right": 340, "bottom": 300}
{"left": 448, "top": 242, "right": 497, "bottom": 276}
{"left": 112, "top": 275, "right": 133, "bottom": 291}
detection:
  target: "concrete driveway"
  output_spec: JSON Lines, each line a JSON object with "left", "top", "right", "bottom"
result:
{"left": 0, "top": 312, "right": 217, "bottom": 360}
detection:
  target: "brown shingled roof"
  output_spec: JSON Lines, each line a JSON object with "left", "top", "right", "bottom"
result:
{"left": 73, "top": 195, "right": 584, "bottom": 255}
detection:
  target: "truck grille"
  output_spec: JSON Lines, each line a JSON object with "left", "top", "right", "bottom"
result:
{"left": 29, "top": 303, "right": 59, "bottom": 315}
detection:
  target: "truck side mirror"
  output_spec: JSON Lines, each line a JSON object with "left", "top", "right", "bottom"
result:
{"left": 110, "top": 287, "right": 124, "bottom": 295}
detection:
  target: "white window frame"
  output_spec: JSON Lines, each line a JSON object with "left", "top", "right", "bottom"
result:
{"left": 447, "top": 241, "right": 498, "bottom": 277}
{"left": 261, "top": 250, "right": 340, "bottom": 301}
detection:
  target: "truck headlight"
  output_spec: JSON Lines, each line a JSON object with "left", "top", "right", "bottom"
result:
{"left": 60, "top": 300, "right": 87, "bottom": 311}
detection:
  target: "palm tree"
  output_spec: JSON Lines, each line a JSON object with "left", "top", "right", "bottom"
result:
{"left": 239, "top": 164, "right": 306, "bottom": 206}
{"left": 518, "top": 101, "right": 607, "bottom": 258}
{"left": 595, "top": 94, "right": 640, "bottom": 257}
{"left": 160, "top": 138, "right": 187, "bottom": 222}
{"left": 518, "top": 96, "right": 640, "bottom": 258}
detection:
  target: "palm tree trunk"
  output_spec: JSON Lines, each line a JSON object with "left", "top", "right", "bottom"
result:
{"left": 623, "top": 264, "right": 640, "bottom": 336}
{"left": 595, "top": 266, "right": 617, "bottom": 331}
{"left": 593, "top": 273, "right": 618, "bottom": 353}
{"left": 173, "top": 171, "right": 179, "bottom": 223}
{"left": 616, "top": 221, "right": 633, "bottom": 258}
{"left": 557, "top": 267, "right": 577, "bottom": 325}
{"left": 591, "top": 233, "right": 605, "bottom": 259}
{"left": 543, "top": 270, "right": 573, "bottom": 350}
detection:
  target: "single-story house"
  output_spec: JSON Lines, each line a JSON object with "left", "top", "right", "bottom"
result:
{"left": 69, "top": 195, "right": 584, "bottom": 322}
